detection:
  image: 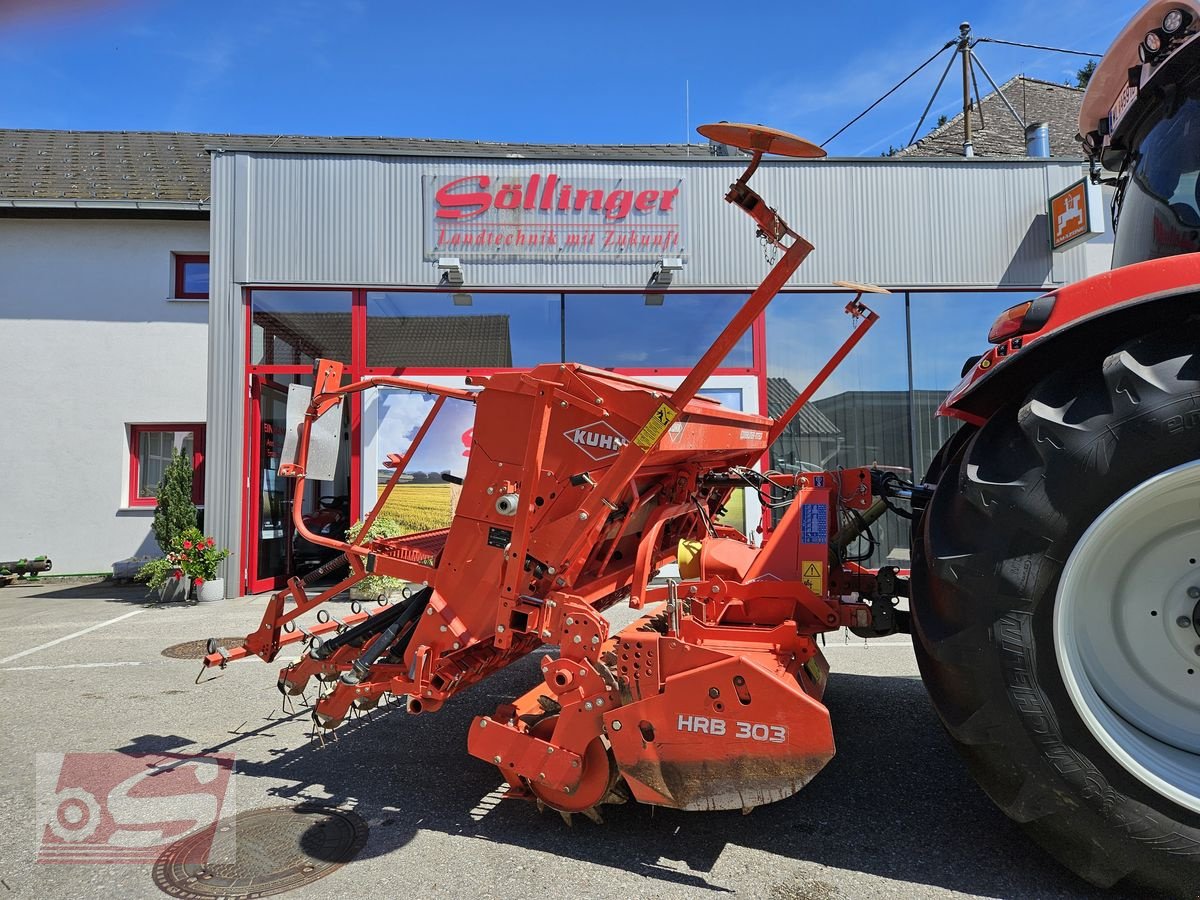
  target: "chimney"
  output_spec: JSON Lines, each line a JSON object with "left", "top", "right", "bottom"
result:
{"left": 1025, "top": 122, "right": 1051, "bottom": 158}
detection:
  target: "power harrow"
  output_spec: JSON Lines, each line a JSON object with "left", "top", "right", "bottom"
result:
{"left": 200, "top": 123, "right": 919, "bottom": 820}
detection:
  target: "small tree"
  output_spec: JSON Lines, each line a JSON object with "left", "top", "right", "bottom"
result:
{"left": 1076, "top": 59, "right": 1097, "bottom": 88}
{"left": 152, "top": 450, "right": 197, "bottom": 553}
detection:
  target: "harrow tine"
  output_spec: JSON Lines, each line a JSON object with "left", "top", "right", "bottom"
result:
{"left": 580, "top": 807, "right": 603, "bottom": 825}
{"left": 558, "top": 811, "right": 573, "bottom": 827}
{"left": 601, "top": 787, "right": 628, "bottom": 806}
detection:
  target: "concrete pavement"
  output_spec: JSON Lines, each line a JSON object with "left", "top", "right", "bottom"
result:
{"left": 0, "top": 579, "right": 1128, "bottom": 899}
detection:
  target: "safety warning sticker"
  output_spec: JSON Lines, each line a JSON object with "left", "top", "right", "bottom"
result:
{"left": 634, "top": 403, "right": 679, "bottom": 450}
{"left": 800, "top": 503, "right": 828, "bottom": 545}
{"left": 801, "top": 560, "right": 824, "bottom": 596}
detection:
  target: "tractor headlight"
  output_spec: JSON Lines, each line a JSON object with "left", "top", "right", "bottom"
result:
{"left": 1162, "top": 8, "right": 1189, "bottom": 34}
{"left": 1144, "top": 30, "right": 1163, "bottom": 54}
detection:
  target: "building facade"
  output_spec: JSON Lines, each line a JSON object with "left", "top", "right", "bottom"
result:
{"left": 204, "top": 143, "right": 1095, "bottom": 595}
{"left": 0, "top": 129, "right": 1104, "bottom": 593}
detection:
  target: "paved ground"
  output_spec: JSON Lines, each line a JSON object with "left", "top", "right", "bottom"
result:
{"left": 0, "top": 579, "right": 1133, "bottom": 900}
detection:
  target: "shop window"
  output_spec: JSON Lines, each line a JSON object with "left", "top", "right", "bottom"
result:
{"left": 129, "top": 424, "right": 205, "bottom": 507}
{"left": 563, "top": 294, "right": 754, "bottom": 369}
{"left": 366, "top": 292, "right": 561, "bottom": 369}
{"left": 367, "top": 389, "right": 477, "bottom": 533}
{"left": 251, "top": 290, "right": 353, "bottom": 366}
{"left": 174, "top": 253, "right": 209, "bottom": 299}
{"left": 765, "top": 292, "right": 908, "bottom": 566}
{"left": 908, "top": 291, "right": 1038, "bottom": 476}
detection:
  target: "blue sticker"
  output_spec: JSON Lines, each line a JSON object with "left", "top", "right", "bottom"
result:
{"left": 813, "top": 475, "right": 825, "bottom": 488}
{"left": 801, "top": 504, "right": 828, "bottom": 545}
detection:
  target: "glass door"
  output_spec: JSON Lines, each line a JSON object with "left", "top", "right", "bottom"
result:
{"left": 247, "top": 379, "right": 292, "bottom": 594}
{"left": 247, "top": 375, "right": 355, "bottom": 594}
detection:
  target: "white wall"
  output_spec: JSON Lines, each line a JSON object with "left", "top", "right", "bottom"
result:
{"left": 0, "top": 217, "right": 209, "bottom": 574}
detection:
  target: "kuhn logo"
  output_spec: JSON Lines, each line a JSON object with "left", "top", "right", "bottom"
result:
{"left": 565, "top": 421, "right": 629, "bottom": 461}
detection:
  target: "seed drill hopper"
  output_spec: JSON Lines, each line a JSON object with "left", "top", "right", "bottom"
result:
{"left": 201, "top": 124, "right": 912, "bottom": 819}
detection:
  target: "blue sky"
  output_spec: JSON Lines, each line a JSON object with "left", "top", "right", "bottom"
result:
{"left": 1, "top": 0, "right": 1131, "bottom": 473}
{"left": 2, "top": 0, "right": 1135, "bottom": 154}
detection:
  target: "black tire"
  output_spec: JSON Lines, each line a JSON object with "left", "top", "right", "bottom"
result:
{"left": 911, "top": 324, "right": 1200, "bottom": 894}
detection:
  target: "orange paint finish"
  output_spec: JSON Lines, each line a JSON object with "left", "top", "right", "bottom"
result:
{"left": 203, "top": 124, "right": 895, "bottom": 818}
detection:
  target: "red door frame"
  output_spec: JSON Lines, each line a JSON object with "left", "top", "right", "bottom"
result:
{"left": 245, "top": 378, "right": 286, "bottom": 594}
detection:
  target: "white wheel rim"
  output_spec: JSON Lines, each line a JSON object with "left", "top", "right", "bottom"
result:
{"left": 1055, "top": 460, "right": 1200, "bottom": 813}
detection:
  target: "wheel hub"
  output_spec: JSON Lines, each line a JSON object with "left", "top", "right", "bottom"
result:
{"left": 1055, "top": 460, "right": 1200, "bottom": 814}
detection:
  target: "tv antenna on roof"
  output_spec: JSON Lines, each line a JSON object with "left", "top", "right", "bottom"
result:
{"left": 821, "top": 25, "right": 1101, "bottom": 155}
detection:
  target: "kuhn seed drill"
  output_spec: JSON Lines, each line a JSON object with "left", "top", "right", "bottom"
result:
{"left": 201, "top": 123, "right": 912, "bottom": 818}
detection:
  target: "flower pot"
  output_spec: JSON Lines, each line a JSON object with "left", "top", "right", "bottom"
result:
{"left": 194, "top": 578, "right": 225, "bottom": 603}
{"left": 156, "top": 574, "right": 189, "bottom": 604}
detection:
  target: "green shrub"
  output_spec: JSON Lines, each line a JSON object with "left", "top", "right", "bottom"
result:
{"left": 345, "top": 516, "right": 413, "bottom": 598}
{"left": 152, "top": 450, "right": 197, "bottom": 553}
{"left": 136, "top": 555, "right": 180, "bottom": 592}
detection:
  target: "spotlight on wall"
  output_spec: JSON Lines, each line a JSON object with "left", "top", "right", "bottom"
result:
{"left": 437, "top": 257, "right": 465, "bottom": 287}
{"left": 653, "top": 256, "right": 684, "bottom": 286}
{"left": 645, "top": 257, "right": 684, "bottom": 305}
{"left": 452, "top": 293, "right": 473, "bottom": 306}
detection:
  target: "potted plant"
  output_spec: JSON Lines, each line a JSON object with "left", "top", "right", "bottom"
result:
{"left": 346, "top": 516, "right": 415, "bottom": 601}
{"left": 135, "top": 551, "right": 189, "bottom": 603}
{"left": 139, "top": 450, "right": 198, "bottom": 602}
{"left": 176, "top": 527, "right": 230, "bottom": 602}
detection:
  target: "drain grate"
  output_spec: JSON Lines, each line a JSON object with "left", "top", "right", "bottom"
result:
{"left": 152, "top": 804, "right": 368, "bottom": 898}
{"left": 161, "top": 638, "right": 245, "bottom": 659}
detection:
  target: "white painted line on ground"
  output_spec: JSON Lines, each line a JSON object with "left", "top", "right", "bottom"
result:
{"left": 0, "top": 609, "right": 144, "bottom": 665}
{"left": 821, "top": 642, "right": 913, "bottom": 649}
{"left": 1, "top": 661, "right": 143, "bottom": 672}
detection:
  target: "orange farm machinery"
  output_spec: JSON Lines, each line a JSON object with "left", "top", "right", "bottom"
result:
{"left": 200, "top": 123, "right": 915, "bottom": 820}
{"left": 199, "top": 9, "right": 1200, "bottom": 881}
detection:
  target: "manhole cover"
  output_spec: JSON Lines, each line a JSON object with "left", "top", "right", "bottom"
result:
{"left": 161, "top": 638, "right": 245, "bottom": 659}
{"left": 152, "top": 804, "right": 368, "bottom": 898}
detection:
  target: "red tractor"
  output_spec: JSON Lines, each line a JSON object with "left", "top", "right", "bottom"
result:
{"left": 199, "top": 3, "right": 1198, "bottom": 893}
{"left": 911, "top": 1, "right": 1200, "bottom": 891}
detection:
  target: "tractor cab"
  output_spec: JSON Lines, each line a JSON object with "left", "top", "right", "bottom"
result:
{"left": 1081, "top": 1, "right": 1200, "bottom": 266}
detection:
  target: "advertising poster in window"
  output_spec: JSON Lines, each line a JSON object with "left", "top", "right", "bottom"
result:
{"left": 374, "top": 390, "right": 475, "bottom": 534}
{"left": 698, "top": 387, "right": 746, "bottom": 533}
{"left": 368, "top": 385, "right": 747, "bottom": 536}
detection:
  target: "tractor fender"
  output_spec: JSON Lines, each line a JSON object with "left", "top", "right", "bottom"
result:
{"left": 940, "top": 253, "right": 1200, "bottom": 425}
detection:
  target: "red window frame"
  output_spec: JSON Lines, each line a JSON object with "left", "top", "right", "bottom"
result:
{"left": 129, "top": 424, "right": 206, "bottom": 508}
{"left": 239, "top": 286, "right": 770, "bottom": 595}
{"left": 174, "top": 253, "right": 210, "bottom": 299}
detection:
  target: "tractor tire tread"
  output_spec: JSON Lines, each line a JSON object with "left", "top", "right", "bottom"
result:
{"left": 911, "top": 323, "right": 1200, "bottom": 894}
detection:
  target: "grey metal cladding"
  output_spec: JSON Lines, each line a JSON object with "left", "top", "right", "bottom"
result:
{"left": 206, "top": 151, "right": 246, "bottom": 591}
{"left": 226, "top": 150, "right": 1088, "bottom": 291}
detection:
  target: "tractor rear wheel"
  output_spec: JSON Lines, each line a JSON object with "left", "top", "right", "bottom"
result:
{"left": 911, "top": 326, "right": 1200, "bottom": 893}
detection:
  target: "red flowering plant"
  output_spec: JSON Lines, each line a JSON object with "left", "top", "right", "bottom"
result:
{"left": 174, "top": 527, "right": 230, "bottom": 584}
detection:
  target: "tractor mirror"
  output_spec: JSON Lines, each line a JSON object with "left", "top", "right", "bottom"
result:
{"left": 280, "top": 384, "right": 344, "bottom": 481}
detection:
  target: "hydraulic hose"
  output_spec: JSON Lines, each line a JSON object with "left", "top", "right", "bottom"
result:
{"left": 345, "top": 587, "right": 432, "bottom": 682}
{"left": 308, "top": 587, "right": 425, "bottom": 660}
